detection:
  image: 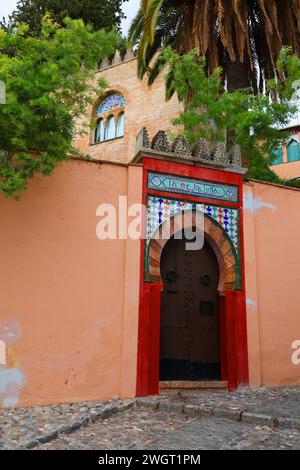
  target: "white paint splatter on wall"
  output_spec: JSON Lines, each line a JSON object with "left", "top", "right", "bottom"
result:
{"left": 243, "top": 190, "right": 277, "bottom": 213}
{"left": 0, "top": 320, "right": 26, "bottom": 408}
{"left": 0, "top": 340, "right": 5, "bottom": 365}
{"left": 246, "top": 298, "right": 257, "bottom": 308}
{"left": 0, "top": 368, "right": 25, "bottom": 407}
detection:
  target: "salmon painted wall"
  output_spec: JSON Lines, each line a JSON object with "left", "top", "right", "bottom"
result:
{"left": 0, "top": 160, "right": 142, "bottom": 407}
{"left": 270, "top": 127, "right": 300, "bottom": 180}
{"left": 271, "top": 160, "right": 300, "bottom": 180}
{"left": 1, "top": 158, "right": 300, "bottom": 408}
{"left": 243, "top": 180, "right": 300, "bottom": 387}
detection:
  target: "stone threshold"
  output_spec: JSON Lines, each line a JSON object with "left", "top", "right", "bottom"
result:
{"left": 159, "top": 380, "right": 228, "bottom": 390}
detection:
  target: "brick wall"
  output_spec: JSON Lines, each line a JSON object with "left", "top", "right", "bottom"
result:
{"left": 74, "top": 58, "right": 182, "bottom": 164}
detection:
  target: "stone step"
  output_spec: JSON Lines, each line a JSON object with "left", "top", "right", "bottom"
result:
{"left": 159, "top": 380, "right": 228, "bottom": 390}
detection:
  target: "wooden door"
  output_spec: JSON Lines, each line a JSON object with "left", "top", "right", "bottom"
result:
{"left": 160, "top": 231, "right": 220, "bottom": 381}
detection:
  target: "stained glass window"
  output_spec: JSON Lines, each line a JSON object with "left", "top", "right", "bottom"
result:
{"left": 96, "top": 93, "right": 125, "bottom": 115}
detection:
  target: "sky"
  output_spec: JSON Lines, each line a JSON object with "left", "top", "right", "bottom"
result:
{"left": 0, "top": 0, "right": 140, "bottom": 35}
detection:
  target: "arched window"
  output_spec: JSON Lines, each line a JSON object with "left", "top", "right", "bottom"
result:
{"left": 116, "top": 112, "right": 125, "bottom": 138}
{"left": 105, "top": 115, "right": 116, "bottom": 141}
{"left": 287, "top": 139, "right": 300, "bottom": 162}
{"left": 93, "top": 92, "right": 125, "bottom": 144}
{"left": 95, "top": 118, "right": 104, "bottom": 143}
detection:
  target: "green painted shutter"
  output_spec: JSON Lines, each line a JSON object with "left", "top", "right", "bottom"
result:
{"left": 270, "top": 147, "right": 283, "bottom": 165}
{"left": 287, "top": 141, "right": 300, "bottom": 162}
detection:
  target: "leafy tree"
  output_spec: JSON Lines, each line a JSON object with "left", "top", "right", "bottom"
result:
{"left": 162, "top": 47, "right": 300, "bottom": 182}
{"left": 0, "top": 17, "right": 118, "bottom": 197}
{"left": 2, "top": 0, "right": 128, "bottom": 35}
{"left": 129, "top": 0, "right": 300, "bottom": 93}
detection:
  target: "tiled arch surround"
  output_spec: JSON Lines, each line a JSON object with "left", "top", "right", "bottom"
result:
{"left": 147, "top": 210, "right": 238, "bottom": 290}
{"left": 136, "top": 155, "right": 249, "bottom": 396}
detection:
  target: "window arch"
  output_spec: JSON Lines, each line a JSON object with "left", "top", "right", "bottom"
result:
{"left": 93, "top": 92, "right": 125, "bottom": 144}
{"left": 96, "top": 94, "right": 125, "bottom": 115}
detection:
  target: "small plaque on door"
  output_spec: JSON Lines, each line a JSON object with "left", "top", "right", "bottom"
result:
{"left": 199, "top": 301, "right": 214, "bottom": 316}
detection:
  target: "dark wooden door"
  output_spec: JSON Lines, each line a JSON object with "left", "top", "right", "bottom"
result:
{"left": 160, "top": 231, "right": 220, "bottom": 381}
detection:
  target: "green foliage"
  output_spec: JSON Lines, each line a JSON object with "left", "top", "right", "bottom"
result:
{"left": 162, "top": 47, "right": 300, "bottom": 183}
{"left": 1, "top": 0, "right": 128, "bottom": 35}
{"left": 0, "top": 17, "right": 118, "bottom": 197}
{"left": 285, "top": 178, "right": 300, "bottom": 189}
{"left": 266, "top": 48, "right": 300, "bottom": 106}
{"left": 128, "top": 2, "right": 181, "bottom": 84}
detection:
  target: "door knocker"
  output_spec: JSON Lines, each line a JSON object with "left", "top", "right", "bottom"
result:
{"left": 167, "top": 270, "right": 178, "bottom": 282}
{"left": 201, "top": 273, "right": 213, "bottom": 286}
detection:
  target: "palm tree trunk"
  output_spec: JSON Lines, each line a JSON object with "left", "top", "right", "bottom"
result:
{"left": 226, "top": 58, "right": 251, "bottom": 92}
{"left": 225, "top": 56, "right": 251, "bottom": 149}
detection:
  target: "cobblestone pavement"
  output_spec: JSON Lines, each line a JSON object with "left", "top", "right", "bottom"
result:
{"left": 1, "top": 386, "right": 300, "bottom": 450}
{"left": 158, "top": 386, "right": 300, "bottom": 420}
{"left": 144, "top": 417, "right": 300, "bottom": 450}
{"left": 0, "top": 399, "right": 133, "bottom": 450}
{"left": 36, "top": 410, "right": 300, "bottom": 450}
{"left": 36, "top": 409, "right": 193, "bottom": 450}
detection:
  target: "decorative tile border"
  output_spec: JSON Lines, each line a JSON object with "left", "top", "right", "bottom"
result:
{"left": 144, "top": 195, "right": 241, "bottom": 287}
{"left": 147, "top": 171, "right": 239, "bottom": 204}
{"left": 96, "top": 93, "right": 125, "bottom": 115}
{"left": 146, "top": 196, "right": 239, "bottom": 252}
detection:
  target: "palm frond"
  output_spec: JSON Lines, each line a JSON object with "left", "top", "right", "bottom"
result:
{"left": 129, "top": 0, "right": 300, "bottom": 92}
{"left": 128, "top": 8, "right": 144, "bottom": 47}
{"left": 143, "top": 0, "right": 165, "bottom": 45}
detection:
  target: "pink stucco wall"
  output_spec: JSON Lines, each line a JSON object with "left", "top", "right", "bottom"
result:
{"left": 0, "top": 160, "right": 142, "bottom": 407}
{"left": 270, "top": 127, "right": 300, "bottom": 180}
{"left": 271, "top": 160, "right": 300, "bottom": 180}
{"left": 243, "top": 180, "right": 300, "bottom": 387}
{"left": 1, "top": 160, "right": 300, "bottom": 408}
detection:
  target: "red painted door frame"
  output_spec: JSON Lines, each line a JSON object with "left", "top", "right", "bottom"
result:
{"left": 136, "top": 157, "right": 249, "bottom": 396}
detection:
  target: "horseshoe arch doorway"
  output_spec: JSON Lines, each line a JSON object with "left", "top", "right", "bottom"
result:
{"left": 160, "top": 230, "right": 221, "bottom": 381}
